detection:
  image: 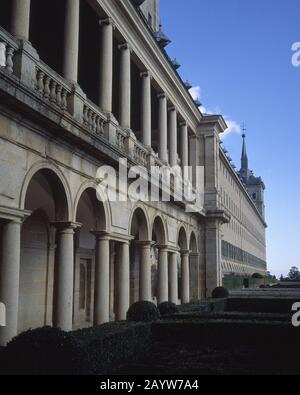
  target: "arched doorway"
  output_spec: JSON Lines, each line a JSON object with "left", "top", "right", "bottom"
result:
{"left": 152, "top": 216, "right": 168, "bottom": 304}
{"left": 129, "top": 207, "right": 150, "bottom": 304}
{"left": 75, "top": 187, "right": 107, "bottom": 327}
{"left": 20, "top": 169, "right": 69, "bottom": 333}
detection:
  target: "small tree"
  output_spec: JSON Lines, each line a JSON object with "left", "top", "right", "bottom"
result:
{"left": 288, "top": 267, "right": 300, "bottom": 281}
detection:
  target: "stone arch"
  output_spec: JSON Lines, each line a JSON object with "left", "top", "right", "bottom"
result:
{"left": 129, "top": 204, "right": 151, "bottom": 241}
{"left": 20, "top": 161, "right": 72, "bottom": 221}
{"left": 151, "top": 215, "right": 168, "bottom": 302}
{"left": 128, "top": 205, "right": 151, "bottom": 304}
{"left": 178, "top": 225, "right": 188, "bottom": 251}
{"left": 152, "top": 215, "right": 167, "bottom": 245}
{"left": 73, "top": 181, "right": 111, "bottom": 232}
{"left": 19, "top": 165, "right": 72, "bottom": 333}
{"left": 189, "top": 231, "right": 198, "bottom": 253}
{"left": 74, "top": 184, "right": 109, "bottom": 326}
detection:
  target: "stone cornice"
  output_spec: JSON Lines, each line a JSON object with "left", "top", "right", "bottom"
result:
{"left": 198, "top": 115, "right": 228, "bottom": 136}
{"left": 98, "top": 0, "right": 202, "bottom": 132}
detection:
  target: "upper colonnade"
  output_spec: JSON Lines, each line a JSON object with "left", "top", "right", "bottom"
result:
{"left": 7, "top": 0, "right": 205, "bottom": 173}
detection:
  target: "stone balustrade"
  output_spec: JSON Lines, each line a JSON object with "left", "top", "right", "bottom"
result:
{"left": 133, "top": 141, "right": 148, "bottom": 166}
{"left": 0, "top": 27, "right": 18, "bottom": 74}
{"left": 35, "top": 62, "right": 72, "bottom": 112}
{"left": 116, "top": 128, "right": 127, "bottom": 152}
{"left": 83, "top": 100, "right": 105, "bottom": 136}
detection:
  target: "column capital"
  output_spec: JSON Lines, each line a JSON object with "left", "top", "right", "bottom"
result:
{"left": 135, "top": 240, "right": 155, "bottom": 248}
{"left": 90, "top": 230, "right": 110, "bottom": 241}
{"left": 51, "top": 221, "right": 81, "bottom": 231}
{"left": 156, "top": 244, "right": 171, "bottom": 252}
{"left": 118, "top": 42, "right": 132, "bottom": 52}
{"left": 179, "top": 120, "right": 187, "bottom": 127}
{"left": 99, "top": 17, "right": 115, "bottom": 29}
{"left": 168, "top": 105, "right": 177, "bottom": 112}
{"left": 140, "top": 70, "right": 152, "bottom": 79}
{"left": 0, "top": 206, "right": 31, "bottom": 223}
{"left": 180, "top": 249, "right": 191, "bottom": 256}
{"left": 157, "top": 92, "right": 167, "bottom": 100}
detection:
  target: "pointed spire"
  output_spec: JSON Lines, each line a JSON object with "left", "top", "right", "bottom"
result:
{"left": 241, "top": 133, "right": 248, "bottom": 172}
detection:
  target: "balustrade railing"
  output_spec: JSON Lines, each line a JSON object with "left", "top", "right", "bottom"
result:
{"left": 35, "top": 61, "right": 72, "bottom": 112}
{"left": 0, "top": 27, "right": 18, "bottom": 74}
{"left": 116, "top": 128, "right": 127, "bottom": 151}
{"left": 83, "top": 100, "right": 105, "bottom": 136}
{"left": 133, "top": 141, "right": 148, "bottom": 166}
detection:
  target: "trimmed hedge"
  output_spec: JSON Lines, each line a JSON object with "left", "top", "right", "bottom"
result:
{"left": 2, "top": 322, "right": 152, "bottom": 375}
{"left": 226, "top": 297, "right": 298, "bottom": 314}
{"left": 127, "top": 301, "right": 161, "bottom": 322}
{"left": 3, "top": 327, "right": 89, "bottom": 375}
{"left": 152, "top": 320, "right": 300, "bottom": 349}
{"left": 158, "top": 302, "right": 179, "bottom": 316}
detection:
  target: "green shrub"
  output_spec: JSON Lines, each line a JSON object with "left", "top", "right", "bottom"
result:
{"left": 2, "top": 323, "right": 152, "bottom": 375}
{"left": 73, "top": 322, "right": 152, "bottom": 374}
{"left": 158, "top": 302, "right": 179, "bottom": 316}
{"left": 127, "top": 301, "right": 161, "bottom": 322}
{"left": 3, "top": 327, "right": 90, "bottom": 375}
{"left": 212, "top": 287, "right": 229, "bottom": 299}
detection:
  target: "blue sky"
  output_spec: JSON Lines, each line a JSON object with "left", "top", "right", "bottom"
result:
{"left": 160, "top": 0, "right": 300, "bottom": 277}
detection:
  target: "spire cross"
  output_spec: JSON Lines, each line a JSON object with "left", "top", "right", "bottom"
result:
{"left": 242, "top": 123, "right": 247, "bottom": 138}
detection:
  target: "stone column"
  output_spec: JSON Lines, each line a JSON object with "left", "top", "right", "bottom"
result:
{"left": 63, "top": 0, "right": 80, "bottom": 82}
{"left": 119, "top": 43, "right": 131, "bottom": 129}
{"left": 157, "top": 247, "right": 168, "bottom": 304}
{"left": 140, "top": 71, "right": 152, "bottom": 147}
{"left": 99, "top": 18, "right": 114, "bottom": 113}
{"left": 11, "top": 0, "right": 31, "bottom": 41}
{"left": 109, "top": 244, "right": 116, "bottom": 319}
{"left": 168, "top": 106, "right": 178, "bottom": 167}
{"left": 138, "top": 241, "right": 152, "bottom": 301}
{"left": 180, "top": 121, "right": 189, "bottom": 174}
{"left": 116, "top": 242, "right": 130, "bottom": 320}
{"left": 181, "top": 250, "right": 190, "bottom": 304}
{"left": 53, "top": 222, "right": 77, "bottom": 332}
{"left": 0, "top": 220, "right": 21, "bottom": 346}
{"left": 92, "top": 232, "right": 110, "bottom": 325}
{"left": 169, "top": 252, "right": 178, "bottom": 304}
{"left": 158, "top": 93, "right": 168, "bottom": 162}
{"left": 190, "top": 252, "right": 200, "bottom": 300}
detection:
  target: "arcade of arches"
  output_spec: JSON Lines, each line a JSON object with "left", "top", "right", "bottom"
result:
{"left": 0, "top": 168, "right": 201, "bottom": 346}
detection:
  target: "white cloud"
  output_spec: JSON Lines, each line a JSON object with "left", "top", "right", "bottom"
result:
{"left": 189, "top": 86, "right": 201, "bottom": 101}
{"left": 222, "top": 118, "right": 242, "bottom": 139}
{"left": 189, "top": 85, "right": 242, "bottom": 139}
